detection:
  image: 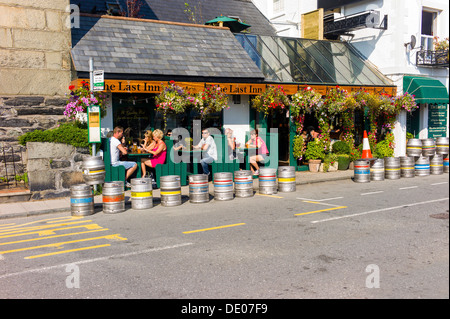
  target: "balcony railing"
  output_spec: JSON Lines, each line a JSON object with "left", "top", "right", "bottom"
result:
{"left": 416, "top": 49, "right": 449, "bottom": 68}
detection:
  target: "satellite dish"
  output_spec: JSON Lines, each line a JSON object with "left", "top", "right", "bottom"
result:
{"left": 410, "top": 35, "right": 416, "bottom": 49}
{"left": 404, "top": 35, "right": 417, "bottom": 49}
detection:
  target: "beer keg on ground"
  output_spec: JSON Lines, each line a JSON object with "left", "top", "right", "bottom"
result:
{"left": 430, "top": 154, "right": 444, "bottom": 175}
{"left": 82, "top": 156, "right": 105, "bottom": 185}
{"left": 259, "top": 168, "right": 278, "bottom": 194}
{"left": 278, "top": 166, "right": 296, "bottom": 192}
{"left": 436, "top": 137, "right": 449, "bottom": 155}
{"left": 406, "top": 139, "right": 422, "bottom": 157}
{"left": 70, "top": 184, "right": 94, "bottom": 216}
{"left": 415, "top": 156, "right": 430, "bottom": 177}
{"left": 370, "top": 158, "right": 384, "bottom": 181}
{"left": 444, "top": 156, "right": 449, "bottom": 173}
{"left": 421, "top": 139, "right": 436, "bottom": 157}
{"left": 189, "top": 174, "right": 209, "bottom": 203}
{"left": 400, "top": 156, "right": 415, "bottom": 178}
{"left": 160, "top": 175, "right": 182, "bottom": 207}
{"left": 103, "top": 181, "right": 125, "bottom": 214}
{"left": 234, "top": 170, "right": 254, "bottom": 198}
{"left": 131, "top": 178, "right": 153, "bottom": 210}
{"left": 385, "top": 157, "right": 401, "bottom": 180}
{"left": 214, "top": 172, "right": 234, "bottom": 201}
{"left": 354, "top": 159, "right": 370, "bottom": 183}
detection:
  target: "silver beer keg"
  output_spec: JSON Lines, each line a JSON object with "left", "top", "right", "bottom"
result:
{"left": 70, "top": 184, "right": 94, "bottom": 216}
{"left": 214, "top": 172, "right": 234, "bottom": 201}
{"left": 234, "top": 170, "right": 254, "bottom": 198}
{"left": 160, "top": 175, "right": 182, "bottom": 207}
{"left": 131, "top": 178, "right": 153, "bottom": 210}
{"left": 278, "top": 166, "right": 296, "bottom": 192}
{"left": 189, "top": 174, "right": 209, "bottom": 203}
{"left": 103, "top": 181, "right": 125, "bottom": 214}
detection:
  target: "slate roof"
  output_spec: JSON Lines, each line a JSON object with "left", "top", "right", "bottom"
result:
{"left": 71, "top": 15, "right": 265, "bottom": 80}
{"left": 71, "top": 0, "right": 276, "bottom": 36}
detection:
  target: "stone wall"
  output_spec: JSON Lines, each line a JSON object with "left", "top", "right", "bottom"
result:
{"left": 26, "top": 142, "right": 88, "bottom": 200}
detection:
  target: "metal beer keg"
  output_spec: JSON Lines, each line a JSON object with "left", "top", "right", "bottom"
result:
{"left": 444, "top": 156, "right": 449, "bottom": 173}
{"left": 400, "top": 156, "right": 415, "bottom": 178}
{"left": 430, "top": 154, "right": 444, "bottom": 175}
{"left": 354, "top": 159, "right": 370, "bottom": 183}
{"left": 406, "top": 139, "right": 422, "bottom": 157}
{"left": 415, "top": 156, "right": 430, "bottom": 177}
{"left": 189, "top": 174, "right": 209, "bottom": 203}
{"left": 370, "top": 158, "right": 385, "bottom": 181}
{"left": 160, "top": 175, "right": 182, "bottom": 207}
{"left": 259, "top": 168, "right": 278, "bottom": 194}
{"left": 278, "top": 166, "right": 296, "bottom": 192}
{"left": 82, "top": 156, "right": 105, "bottom": 185}
{"left": 234, "top": 170, "right": 254, "bottom": 198}
{"left": 131, "top": 178, "right": 153, "bottom": 210}
{"left": 103, "top": 181, "right": 125, "bottom": 214}
{"left": 70, "top": 184, "right": 94, "bottom": 216}
{"left": 214, "top": 172, "right": 234, "bottom": 201}
{"left": 384, "top": 157, "right": 401, "bottom": 180}
{"left": 421, "top": 139, "right": 436, "bottom": 157}
{"left": 435, "top": 137, "right": 449, "bottom": 155}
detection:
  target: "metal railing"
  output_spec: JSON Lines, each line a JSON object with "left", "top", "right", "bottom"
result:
{"left": 1, "top": 146, "right": 27, "bottom": 189}
{"left": 416, "top": 49, "right": 449, "bottom": 68}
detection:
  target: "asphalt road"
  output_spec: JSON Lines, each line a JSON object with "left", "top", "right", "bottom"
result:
{"left": 0, "top": 174, "right": 448, "bottom": 302}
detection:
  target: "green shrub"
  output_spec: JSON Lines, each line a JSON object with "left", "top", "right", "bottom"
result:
{"left": 305, "top": 140, "right": 325, "bottom": 161}
{"left": 374, "top": 140, "right": 394, "bottom": 158}
{"left": 18, "top": 122, "right": 89, "bottom": 148}
{"left": 293, "top": 135, "right": 305, "bottom": 160}
{"left": 331, "top": 141, "right": 351, "bottom": 155}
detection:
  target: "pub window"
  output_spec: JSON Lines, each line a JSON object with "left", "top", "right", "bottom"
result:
{"left": 421, "top": 9, "right": 438, "bottom": 51}
{"left": 273, "top": 0, "right": 284, "bottom": 15}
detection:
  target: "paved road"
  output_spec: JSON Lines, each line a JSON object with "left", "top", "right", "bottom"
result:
{"left": 0, "top": 174, "right": 448, "bottom": 302}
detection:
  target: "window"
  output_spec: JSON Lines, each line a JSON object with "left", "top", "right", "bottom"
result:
{"left": 273, "top": 0, "right": 284, "bottom": 15}
{"left": 421, "top": 10, "right": 437, "bottom": 51}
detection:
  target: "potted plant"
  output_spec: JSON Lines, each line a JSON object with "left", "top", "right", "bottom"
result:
{"left": 331, "top": 140, "right": 351, "bottom": 170}
{"left": 304, "top": 140, "right": 325, "bottom": 173}
{"left": 321, "top": 153, "right": 339, "bottom": 172}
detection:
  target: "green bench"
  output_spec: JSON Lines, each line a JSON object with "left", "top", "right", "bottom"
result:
{"left": 101, "top": 137, "right": 188, "bottom": 189}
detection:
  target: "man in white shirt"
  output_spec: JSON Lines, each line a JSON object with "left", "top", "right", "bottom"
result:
{"left": 110, "top": 126, "right": 137, "bottom": 186}
{"left": 193, "top": 128, "right": 217, "bottom": 176}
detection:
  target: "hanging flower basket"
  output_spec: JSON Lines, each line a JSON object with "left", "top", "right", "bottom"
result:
{"left": 64, "top": 81, "right": 108, "bottom": 122}
{"left": 252, "top": 85, "right": 292, "bottom": 117}
{"left": 155, "top": 81, "right": 190, "bottom": 129}
{"left": 189, "top": 85, "right": 229, "bottom": 119}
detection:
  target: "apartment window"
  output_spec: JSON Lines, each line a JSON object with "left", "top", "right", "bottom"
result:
{"left": 273, "top": 0, "right": 284, "bottom": 15}
{"left": 421, "top": 10, "right": 437, "bottom": 50}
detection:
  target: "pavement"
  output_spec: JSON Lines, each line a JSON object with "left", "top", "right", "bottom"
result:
{"left": 0, "top": 169, "right": 354, "bottom": 220}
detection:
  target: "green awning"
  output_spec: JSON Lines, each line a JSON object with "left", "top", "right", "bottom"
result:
{"left": 403, "top": 76, "right": 449, "bottom": 104}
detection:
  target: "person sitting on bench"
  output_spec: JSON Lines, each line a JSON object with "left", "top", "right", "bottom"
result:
{"left": 246, "top": 129, "right": 269, "bottom": 176}
{"left": 110, "top": 126, "right": 137, "bottom": 187}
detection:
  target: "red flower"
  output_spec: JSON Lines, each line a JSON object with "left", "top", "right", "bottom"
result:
{"left": 69, "top": 85, "right": 75, "bottom": 91}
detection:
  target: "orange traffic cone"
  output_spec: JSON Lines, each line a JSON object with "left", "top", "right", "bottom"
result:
{"left": 362, "top": 130, "right": 373, "bottom": 159}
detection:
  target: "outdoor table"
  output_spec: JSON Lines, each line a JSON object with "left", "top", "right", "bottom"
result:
{"left": 127, "top": 152, "right": 151, "bottom": 178}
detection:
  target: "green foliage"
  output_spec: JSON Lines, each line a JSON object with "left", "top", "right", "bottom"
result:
{"left": 304, "top": 140, "right": 325, "bottom": 161}
{"left": 323, "top": 153, "right": 338, "bottom": 172}
{"left": 406, "top": 132, "right": 414, "bottom": 140}
{"left": 374, "top": 140, "right": 394, "bottom": 158}
{"left": 331, "top": 141, "right": 351, "bottom": 155}
{"left": 292, "top": 135, "right": 305, "bottom": 160}
{"left": 18, "top": 122, "right": 89, "bottom": 148}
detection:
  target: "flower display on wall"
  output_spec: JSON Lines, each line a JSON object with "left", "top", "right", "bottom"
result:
{"left": 64, "top": 81, "right": 107, "bottom": 122}
{"left": 189, "top": 85, "right": 230, "bottom": 119}
{"left": 251, "top": 85, "right": 292, "bottom": 117}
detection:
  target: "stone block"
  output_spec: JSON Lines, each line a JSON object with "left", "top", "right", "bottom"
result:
{"left": 28, "top": 170, "right": 56, "bottom": 191}
{"left": 0, "top": 49, "right": 46, "bottom": 69}
{"left": 50, "top": 160, "right": 71, "bottom": 169}
{"left": 0, "top": 28, "right": 13, "bottom": 47}
{"left": 27, "top": 158, "right": 50, "bottom": 171}
{"left": 61, "top": 171, "right": 84, "bottom": 189}
{"left": 26, "top": 142, "right": 75, "bottom": 159}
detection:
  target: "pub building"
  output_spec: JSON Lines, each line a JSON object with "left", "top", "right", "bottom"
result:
{"left": 70, "top": 1, "right": 397, "bottom": 168}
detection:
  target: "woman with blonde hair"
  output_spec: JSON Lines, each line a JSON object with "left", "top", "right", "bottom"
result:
{"left": 141, "top": 129, "right": 167, "bottom": 177}
{"left": 140, "top": 130, "right": 155, "bottom": 153}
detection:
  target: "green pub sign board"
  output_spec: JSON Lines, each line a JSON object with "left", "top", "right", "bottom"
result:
{"left": 428, "top": 104, "right": 448, "bottom": 138}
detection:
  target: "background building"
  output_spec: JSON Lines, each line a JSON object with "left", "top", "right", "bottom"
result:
{"left": 252, "top": 0, "right": 449, "bottom": 156}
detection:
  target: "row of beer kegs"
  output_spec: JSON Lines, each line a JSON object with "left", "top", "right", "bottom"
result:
{"left": 70, "top": 167, "right": 296, "bottom": 216}
{"left": 354, "top": 137, "right": 449, "bottom": 183}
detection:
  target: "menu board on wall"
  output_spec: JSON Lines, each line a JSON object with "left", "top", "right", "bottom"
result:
{"left": 428, "top": 104, "right": 448, "bottom": 138}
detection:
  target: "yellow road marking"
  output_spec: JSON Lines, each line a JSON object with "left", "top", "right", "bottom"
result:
{"left": 0, "top": 224, "right": 104, "bottom": 239}
{"left": 295, "top": 206, "right": 347, "bottom": 216}
{"left": 24, "top": 244, "right": 111, "bottom": 260}
{"left": 0, "top": 216, "right": 82, "bottom": 231}
{"left": 0, "top": 220, "right": 91, "bottom": 236}
{"left": 255, "top": 193, "right": 284, "bottom": 199}
{"left": 0, "top": 229, "right": 109, "bottom": 246}
{"left": 0, "top": 234, "right": 126, "bottom": 255}
{"left": 183, "top": 223, "right": 246, "bottom": 234}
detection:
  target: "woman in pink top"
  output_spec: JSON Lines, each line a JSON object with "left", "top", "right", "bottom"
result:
{"left": 141, "top": 129, "right": 167, "bottom": 177}
{"left": 246, "top": 129, "right": 269, "bottom": 176}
